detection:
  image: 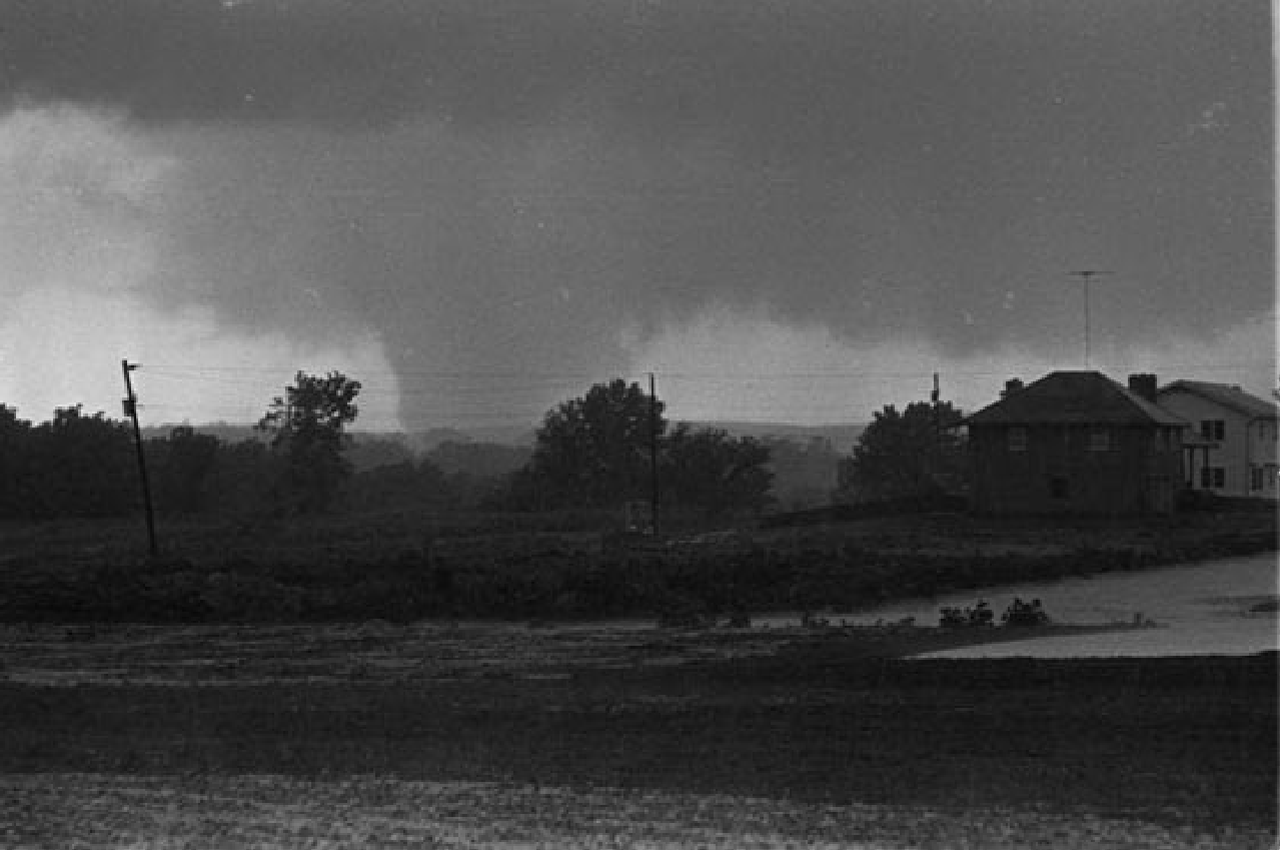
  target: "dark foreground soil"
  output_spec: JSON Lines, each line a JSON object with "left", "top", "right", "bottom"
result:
{"left": 0, "top": 621, "right": 1275, "bottom": 848}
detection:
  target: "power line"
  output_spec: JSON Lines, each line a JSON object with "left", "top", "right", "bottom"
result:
{"left": 139, "top": 360, "right": 1274, "bottom": 385}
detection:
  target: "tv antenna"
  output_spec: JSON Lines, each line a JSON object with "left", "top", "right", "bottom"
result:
{"left": 1067, "top": 270, "right": 1113, "bottom": 369}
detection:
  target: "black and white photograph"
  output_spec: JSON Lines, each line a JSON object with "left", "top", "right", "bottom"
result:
{"left": 0, "top": 1, "right": 1275, "bottom": 846}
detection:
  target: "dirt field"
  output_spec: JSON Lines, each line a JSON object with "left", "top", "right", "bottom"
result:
{"left": 0, "top": 621, "right": 1274, "bottom": 849}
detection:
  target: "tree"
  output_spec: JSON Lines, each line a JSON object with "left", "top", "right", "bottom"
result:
{"left": 23, "top": 406, "right": 136, "bottom": 518}
{"left": 835, "top": 400, "right": 965, "bottom": 503}
{"left": 342, "top": 458, "right": 458, "bottom": 512}
{"left": 149, "top": 426, "right": 220, "bottom": 515}
{"left": 257, "top": 370, "right": 362, "bottom": 513}
{"left": 663, "top": 424, "right": 774, "bottom": 516}
{"left": 202, "top": 439, "right": 279, "bottom": 519}
{"left": 764, "top": 436, "right": 841, "bottom": 510}
{"left": 345, "top": 435, "right": 415, "bottom": 473}
{"left": 0, "top": 405, "right": 31, "bottom": 517}
{"left": 527, "top": 378, "right": 665, "bottom": 508}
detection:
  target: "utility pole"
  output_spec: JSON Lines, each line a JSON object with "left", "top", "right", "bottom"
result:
{"left": 121, "top": 359, "right": 158, "bottom": 558}
{"left": 1067, "top": 270, "right": 1113, "bottom": 369}
{"left": 649, "top": 371, "right": 660, "bottom": 536}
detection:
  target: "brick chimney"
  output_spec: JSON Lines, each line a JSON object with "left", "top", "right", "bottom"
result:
{"left": 1001, "top": 378, "right": 1024, "bottom": 399}
{"left": 1127, "top": 373, "right": 1157, "bottom": 402}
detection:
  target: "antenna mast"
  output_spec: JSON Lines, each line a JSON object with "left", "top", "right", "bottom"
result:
{"left": 1067, "top": 270, "right": 1113, "bottom": 369}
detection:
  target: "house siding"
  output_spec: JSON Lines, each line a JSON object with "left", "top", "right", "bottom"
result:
{"left": 1156, "top": 388, "right": 1278, "bottom": 498}
{"left": 970, "top": 423, "right": 1182, "bottom": 515}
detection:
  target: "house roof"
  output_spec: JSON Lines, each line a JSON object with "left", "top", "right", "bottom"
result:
{"left": 1157, "top": 380, "right": 1279, "bottom": 420}
{"left": 966, "top": 371, "right": 1188, "bottom": 427}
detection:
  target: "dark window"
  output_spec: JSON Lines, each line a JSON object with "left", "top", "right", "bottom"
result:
{"left": 1049, "top": 476, "right": 1069, "bottom": 499}
{"left": 1007, "top": 427, "right": 1027, "bottom": 452}
{"left": 1200, "top": 420, "right": 1225, "bottom": 441}
{"left": 1251, "top": 466, "right": 1263, "bottom": 491}
{"left": 1088, "top": 428, "right": 1110, "bottom": 452}
{"left": 1201, "top": 466, "right": 1225, "bottom": 489}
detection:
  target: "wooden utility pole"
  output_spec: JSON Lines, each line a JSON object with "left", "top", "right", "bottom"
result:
{"left": 121, "top": 359, "right": 158, "bottom": 558}
{"left": 1067, "top": 270, "right": 1113, "bottom": 369}
{"left": 649, "top": 371, "right": 660, "bottom": 536}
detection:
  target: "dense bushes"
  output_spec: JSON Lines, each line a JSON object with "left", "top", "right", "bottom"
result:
{"left": 0, "top": 403, "right": 509, "bottom": 523}
{"left": 939, "top": 598, "right": 1049, "bottom": 629}
{"left": 0, "top": 512, "right": 1273, "bottom": 623}
{"left": 0, "top": 406, "right": 140, "bottom": 520}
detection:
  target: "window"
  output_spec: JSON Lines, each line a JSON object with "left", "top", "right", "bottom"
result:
{"left": 1049, "top": 476, "right": 1069, "bottom": 499}
{"left": 1200, "top": 419, "right": 1225, "bottom": 441}
{"left": 1088, "top": 428, "right": 1110, "bottom": 452}
{"left": 1251, "top": 466, "right": 1264, "bottom": 492}
{"left": 1007, "top": 427, "right": 1027, "bottom": 452}
{"left": 1199, "top": 466, "right": 1225, "bottom": 489}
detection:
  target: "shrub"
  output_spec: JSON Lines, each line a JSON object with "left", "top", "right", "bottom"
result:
{"left": 939, "top": 600, "right": 994, "bottom": 628}
{"left": 1002, "top": 597, "right": 1049, "bottom": 627}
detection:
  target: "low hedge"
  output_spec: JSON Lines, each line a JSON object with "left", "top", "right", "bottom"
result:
{"left": 0, "top": 521, "right": 1273, "bottom": 623}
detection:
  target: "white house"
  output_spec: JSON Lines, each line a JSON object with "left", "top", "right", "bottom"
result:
{"left": 1155, "top": 380, "right": 1279, "bottom": 499}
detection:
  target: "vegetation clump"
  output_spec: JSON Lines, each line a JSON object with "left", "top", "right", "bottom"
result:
{"left": 1002, "top": 597, "right": 1050, "bottom": 628}
{"left": 939, "top": 600, "right": 994, "bottom": 629}
{"left": 940, "top": 598, "right": 1050, "bottom": 629}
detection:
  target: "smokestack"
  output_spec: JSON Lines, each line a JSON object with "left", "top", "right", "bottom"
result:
{"left": 1001, "top": 378, "right": 1024, "bottom": 399}
{"left": 1127, "top": 373, "right": 1157, "bottom": 403}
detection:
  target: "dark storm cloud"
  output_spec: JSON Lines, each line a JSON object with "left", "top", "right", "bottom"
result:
{"left": 1, "top": 0, "right": 1271, "bottom": 424}
{"left": 6, "top": 1, "right": 1268, "bottom": 144}
{"left": 3, "top": 0, "right": 615, "bottom": 125}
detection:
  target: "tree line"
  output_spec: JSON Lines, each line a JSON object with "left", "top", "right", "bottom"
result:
{"left": 0, "top": 371, "right": 964, "bottom": 523}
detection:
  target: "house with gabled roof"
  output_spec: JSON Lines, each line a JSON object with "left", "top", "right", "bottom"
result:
{"left": 1155, "top": 380, "right": 1279, "bottom": 500}
{"left": 965, "top": 371, "right": 1187, "bottom": 516}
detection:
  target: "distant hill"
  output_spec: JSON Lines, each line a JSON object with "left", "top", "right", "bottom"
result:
{"left": 143, "top": 420, "right": 864, "bottom": 454}
{"left": 141, "top": 422, "right": 262, "bottom": 443}
{"left": 139, "top": 418, "right": 860, "bottom": 508}
{"left": 683, "top": 421, "right": 865, "bottom": 454}
{"left": 415, "top": 425, "right": 539, "bottom": 449}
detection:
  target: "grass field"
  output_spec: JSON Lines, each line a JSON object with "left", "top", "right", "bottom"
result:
{"left": 0, "top": 508, "right": 1273, "bottom": 624}
{"left": 0, "top": 508, "right": 1274, "bottom": 846}
{"left": 1, "top": 621, "right": 1275, "bottom": 848}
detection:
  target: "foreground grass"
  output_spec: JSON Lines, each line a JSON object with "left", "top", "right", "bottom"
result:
{"left": 5, "top": 772, "right": 1269, "bottom": 849}
{"left": 1, "top": 645, "right": 1274, "bottom": 845}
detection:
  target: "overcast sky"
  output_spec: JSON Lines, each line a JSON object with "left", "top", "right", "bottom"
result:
{"left": 0, "top": 0, "right": 1272, "bottom": 431}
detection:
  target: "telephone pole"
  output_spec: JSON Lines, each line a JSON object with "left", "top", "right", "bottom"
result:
{"left": 1067, "top": 270, "right": 1113, "bottom": 369}
{"left": 121, "top": 360, "right": 158, "bottom": 558}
